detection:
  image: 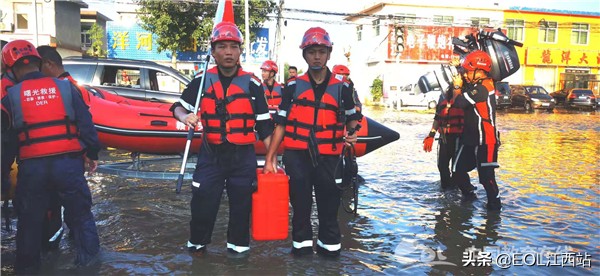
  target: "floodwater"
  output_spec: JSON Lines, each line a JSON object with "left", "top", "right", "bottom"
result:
{"left": 2, "top": 106, "right": 599, "bottom": 275}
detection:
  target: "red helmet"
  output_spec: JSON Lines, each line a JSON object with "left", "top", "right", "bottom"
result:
{"left": 211, "top": 21, "right": 243, "bottom": 44}
{"left": 332, "top": 65, "right": 350, "bottom": 75}
{"left": 299, "top": 27, "right": 332, "bottom": 50}
{"left": 2, "top": 40, "right": 41, "bottom": 68}
{"left": 260, "top": 60, "right": 278, "bottom": 73}
{"left": 461, "top": 50, "right": 492, "bottom": 72}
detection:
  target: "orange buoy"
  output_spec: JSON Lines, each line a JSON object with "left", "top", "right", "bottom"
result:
{"left": 252, "top": 168, "right": 289, "bottom": 241}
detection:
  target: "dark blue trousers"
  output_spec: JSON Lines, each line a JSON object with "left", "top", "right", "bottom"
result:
{"left": 283, "top": 150, "right": 342, "bottom": 253}
{"left": 14, "top": 154, "right": 99, "bottom": 273}
{"left": 189, "top": 143, "right": 257, "bottom": 250}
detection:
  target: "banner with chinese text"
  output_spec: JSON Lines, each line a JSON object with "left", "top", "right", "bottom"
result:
{"left": 526, "top": 48, "right": 599, "bottom": 67}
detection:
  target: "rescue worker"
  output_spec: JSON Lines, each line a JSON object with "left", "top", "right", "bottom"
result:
{"left": 422, "top": 83, "right": 469, "bottom": 191}
{"left": 1, "top": 40, "right": 101, "bottom": 273}
{"left": 260, "top": 60, "right": 283, "bottom": 109}
{"left": 170, "top": 21, "right": 274, "bottom": 255}
{"left": 37, "top": 45, "right": 95, "bottom": 249}
{"left": 263, "top": 27, "right": 362, "bottom": 257}
{"left": 1, "top": 39, "right": 18, "bottom": 232}
{"left": 450, "top": 50, "right": 502, "bottom": 211}
{"left": 332, "top": 64, "right": 362, "bottom": 113}
{"left": 288, "top": 65, "right": 298, "bottom": 80}
{"left": 37, "top": 45, "right": 92, "bottom": 105}
{"left": 1, "top": 39, "right": 17, "bottom": 202}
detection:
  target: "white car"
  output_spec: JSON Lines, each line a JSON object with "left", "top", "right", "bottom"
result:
{"left": 387, "top": 83, "right": 440, "bottom": 109}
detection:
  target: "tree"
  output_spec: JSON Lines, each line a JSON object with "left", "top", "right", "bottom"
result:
{"left": 137, "top": 0, "right": 276, "bottom": 68}
{"left": 86, "top": 23, "right": 107, "bottom": 57}
{"left": 371, "top": 77, "right": 383, "bottom": 101}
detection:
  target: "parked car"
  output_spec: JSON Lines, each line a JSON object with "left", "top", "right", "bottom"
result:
{"left": 495, "top": 81, "right": 511, "bottom": 109}
{"left": 565, "top": 89, "right": 597, "bottom": 110}
{"left": 509, "top": 85, "right": 555, "bottom": 111}
{"left": 386, "top": 83, "right": 440, "bottom": 109}
{"left": 63, "top": 57, "right": 191, "bottom": 103}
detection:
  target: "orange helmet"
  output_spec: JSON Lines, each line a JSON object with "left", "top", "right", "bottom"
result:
{"left": 332, "top": 65, "right": 350, "bottom": 75}
{"left": 2, "top": 40, "right": 41, "bottom": 68}
{"left": 300, "top": 27, "right": 332, "bottom": 50}
{"left": 461, "top": 50, "right": 492, "bottom": 72}
{"left": 260, "top": 60, "right": 278, "bottom": 73}
{"left": 211, "top": 21, "right": 243, "bottom": 44}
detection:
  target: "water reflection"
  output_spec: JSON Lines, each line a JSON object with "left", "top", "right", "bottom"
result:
{"left": 1, "top": 107, "right": 598, "bottom": 275}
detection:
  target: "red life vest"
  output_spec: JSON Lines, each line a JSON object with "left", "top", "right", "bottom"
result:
{"left": 436, "top": 99, "right": 464, "bottom": 134}
{"left": 6, "top": 77, "right": 82, "bottom": 159}
{"left": 264, "top": 81, "right": 282, "bottom": 108}
{"left": 61, "top": 74, "right": 91, "bottom": 106}
{"left": 284, "top": 74, "right": 346, "bottom": 155}
{"left": 199, "top": 67, "right": 257, "bottom": 145}
{"left": 1, "top": 73, "right": 16, "bottom": 98}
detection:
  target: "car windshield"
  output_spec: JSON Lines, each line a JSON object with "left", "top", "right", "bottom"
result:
{"left": 526, "top": 87, "right": 548, "bottom": 95}
{"left": 572, "top": 89, "right": 593, "bottom": 95}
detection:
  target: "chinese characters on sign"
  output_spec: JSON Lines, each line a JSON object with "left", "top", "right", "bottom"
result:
{"left": 388, "top": 26, "right": 480, "bottom": 61}
{"left": 527, "top": 48, "right": 599, "bottom": 67}
{"left": 22, "top": 86, "right": 57, "bottom": 107}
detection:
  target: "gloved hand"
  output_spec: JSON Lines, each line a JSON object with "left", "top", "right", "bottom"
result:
{"left": 423, "top": 136, "right": 434, "bottom": 152}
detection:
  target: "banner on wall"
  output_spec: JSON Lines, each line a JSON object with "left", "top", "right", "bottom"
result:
{"left": 526, "top": 48, "right": 599, "bottom": 67}
{"left": 388, "top": 26, "right": 498, "bottom": 62}
{"left": 106, "top": 22, "right": 269, "bottom": 63}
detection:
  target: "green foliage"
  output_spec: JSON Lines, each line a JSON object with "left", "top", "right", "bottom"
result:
{"left": 137, "top": 0, "right": 276, "bottom": 57}
{"left": 371, "top": 77, "right": 383, "bottom": 101}
{"left": 86, "top": 23, "right": 107, "bottom": 57}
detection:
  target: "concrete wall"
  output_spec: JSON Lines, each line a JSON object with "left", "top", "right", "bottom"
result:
{"left": 55, "top": 1, "right": 82, "bottom": 51}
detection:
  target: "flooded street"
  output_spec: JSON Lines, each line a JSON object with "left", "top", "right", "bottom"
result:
{"left": 2, "top": 106, "right": 599, "bottom": 275}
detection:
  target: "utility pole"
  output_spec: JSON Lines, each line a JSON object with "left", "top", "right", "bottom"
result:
{"left": 33, "top": 0, "right": 39, "bottom": 46}
{"left": 244, "top": 0, "right": 250, "bottom": 64}
{"left": 273, "top": 0, "right": 284, "bottom": 83}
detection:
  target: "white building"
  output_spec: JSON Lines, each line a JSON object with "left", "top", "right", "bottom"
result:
{"left": 0, "top": 0, "right": 89, "bottom": 57}
{"left": 344, "top": 2, "right": 505, "bottom": 103}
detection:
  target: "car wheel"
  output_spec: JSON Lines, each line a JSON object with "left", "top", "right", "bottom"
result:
{"left": 524, "top": 101, "right": 532, "bottom": 112}
{"left": 428, "top": 101, "right": 437, "bottom": 109}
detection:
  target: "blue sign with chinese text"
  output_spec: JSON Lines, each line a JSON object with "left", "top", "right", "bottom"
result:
{"left": 106, "top": 22, "right": 269, "bottom": 63}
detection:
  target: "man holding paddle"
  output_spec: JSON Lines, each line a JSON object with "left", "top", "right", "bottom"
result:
{"left": 171, "top": 19, "right": 273, "bottom": 255}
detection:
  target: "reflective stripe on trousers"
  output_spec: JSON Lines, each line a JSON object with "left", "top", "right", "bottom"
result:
{"left": 283, "top": 150, "right": 342, "bottom": 251}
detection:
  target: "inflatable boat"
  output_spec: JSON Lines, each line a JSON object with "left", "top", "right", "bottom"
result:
{"left": 87, "top": 86, "right": 399, "bottom": 157}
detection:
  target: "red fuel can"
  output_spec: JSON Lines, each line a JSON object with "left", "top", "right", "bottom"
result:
{"left": 252, "top": 168, "right": 289, "bottom": 241}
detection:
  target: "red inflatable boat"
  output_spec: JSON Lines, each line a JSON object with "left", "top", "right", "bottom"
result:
{"left": 86, "top": 87, "right": 399, "bottom": 157}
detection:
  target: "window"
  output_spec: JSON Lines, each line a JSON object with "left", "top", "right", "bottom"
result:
{"left": 538, "top": 21, "right": 557, "bottom": 43}
{"left": 81, "top": 32, "right": 92, "bottom": 48}
{"left": 13, "top": 2, "right": 42, "bottom": 32}
{"left": 101, "top": 66, "right": 140, "bottom": 87}
{"left": 571, "top": 23, "right": 589, "bottom": 45}
{"left": 373, "top": 19, "right": 380, "bottom": 36}
{"left": 470, "top": 17, "right": 490, "bottom": 28}
{"left": 433, "top": 15, "right": 453, "bottom": 26}
{"left": 357, "top": 25, "right": 363, "bottom": 41}
{"left": 395, "top": 14, "right": 416, "bottom": 25}
{"left": 151, "top": 70, "right": 185, "bottom": 93}
{"left": 63, "top": 64, "right": 96, "bottom": 84}
{"left": 506, "top": 19, "right": 524, "bottom": 41}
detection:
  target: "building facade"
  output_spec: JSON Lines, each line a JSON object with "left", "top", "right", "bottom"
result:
{"left": 344, "top": 2, "right": 600, "bottom": 103}
{"left": 0, "top": 0, "right": 88, "bottom": 57}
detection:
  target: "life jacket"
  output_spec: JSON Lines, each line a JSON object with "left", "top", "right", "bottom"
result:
{"left": 464, "top": 78, "right": 499, "bottom": 145}
{"left": 284, "top": 73, "right": 346, "bottom": 155}
{"left": 435, "top": 99, "right": 464, "bottom": 134}
{"left": 6, "top": 77, "right": 83, "bottom": 159}
{"left": 1, "top": 72, "right": 16, "bottom": 98}
{"left": 199, "top": 67, "right": 257, "bottom": 145}
{"left": 60, "top": 73, "right": 91, "bottom": 106}
{"left": 263, "top": 81, "right": 282, "bottom": 108}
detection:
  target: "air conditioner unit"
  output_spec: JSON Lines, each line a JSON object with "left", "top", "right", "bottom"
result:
{"left": 0, "top": 22, "right": 13, "bottom": 32}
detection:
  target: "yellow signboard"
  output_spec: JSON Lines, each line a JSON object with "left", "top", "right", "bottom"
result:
{"left": 526, "top": 48, "right": 600, "bottom": 67}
